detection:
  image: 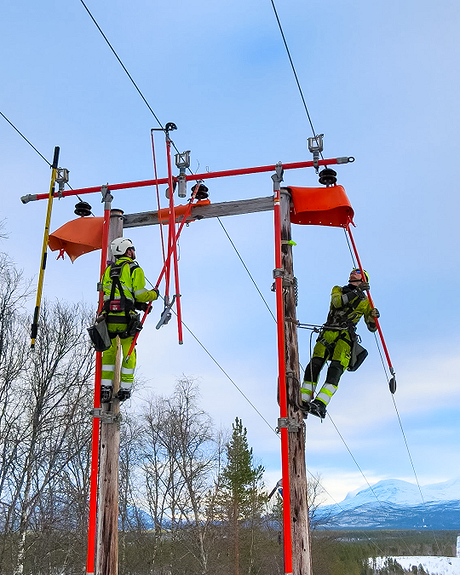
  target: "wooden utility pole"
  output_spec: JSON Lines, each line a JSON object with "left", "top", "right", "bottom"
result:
{"left": 125, "top": 190, "right": 313, "bottom": 573}
{"left": 279, "top": 188, "right": 312, "bottom": 575}
{"left": 96, "top": 208, "right": 124, "bottom": 575}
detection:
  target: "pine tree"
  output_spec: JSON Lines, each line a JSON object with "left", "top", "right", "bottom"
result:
{"left": 217, "top": 417, "right": 266, "bottom": 575}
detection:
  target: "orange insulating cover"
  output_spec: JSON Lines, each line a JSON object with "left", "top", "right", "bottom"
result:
{"left": 289, "top": 185, "right": 354, "bottom": 228}
{"left": 48, "top": 217, "right": 103, "bottom": 262}
{"left": 157, "top": 199, "right": 211, "bottom": 224}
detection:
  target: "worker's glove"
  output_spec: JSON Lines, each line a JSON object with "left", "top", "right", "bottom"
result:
{"left": 359, "top": 281, "right": 370, "bottom": 291}
{"left": 370, "top": 307, "right": 380, "bottom": 318}
{"left": 151, "top": 287, "right": 160, "bottom": 301}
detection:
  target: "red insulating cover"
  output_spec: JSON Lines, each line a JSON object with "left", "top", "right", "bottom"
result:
{"left": 289, "top": 185, "right": 354, "bottom": 228}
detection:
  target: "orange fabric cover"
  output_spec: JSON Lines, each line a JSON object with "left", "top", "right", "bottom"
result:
{"left": 289, "top": 185, "right": 354, "bottom": 228}
{"left": 157, "top": 199, "right": 211, "bottom": 224}
{"left": 48, "top": 217, "right": 103, "bottom": 262}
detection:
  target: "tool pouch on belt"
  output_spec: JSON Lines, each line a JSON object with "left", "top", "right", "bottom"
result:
{"left": 88, "top": 316, "right": 112, "bottom": 352}
{"left": 348, "top": 340, "right": 368, "bottom": 372}
{"left": 126, "top": 312, "right": 143, "bottom": 338}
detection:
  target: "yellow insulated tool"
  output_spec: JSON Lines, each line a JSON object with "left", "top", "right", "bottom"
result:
{"left": 30, "top": 146, "right": 60, "bottom": 349}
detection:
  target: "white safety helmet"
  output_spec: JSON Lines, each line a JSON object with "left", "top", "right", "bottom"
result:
{"left": 111, "top": 237, "right": 134, "bottom": 257}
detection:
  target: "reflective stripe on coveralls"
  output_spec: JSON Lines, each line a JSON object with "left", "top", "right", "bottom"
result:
{"left": 101, "top": 337, "right": 136, "bottom": 390}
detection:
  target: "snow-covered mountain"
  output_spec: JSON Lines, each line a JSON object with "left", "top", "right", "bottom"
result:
{"left": 317, "top": 478, "right": 460, "bottom": 530}
{"left": 340, "top": 477, "right": 460, "bottom": 509}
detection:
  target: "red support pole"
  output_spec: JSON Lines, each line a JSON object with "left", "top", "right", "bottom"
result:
{"left": 273, "top": 167, "right": 294, "bottom": 575}
{"left": 165, "top": 135, "right": 183, "bottom": 344}
{"left": 86, "top": 190, "right": 112, "bottom": 575}
{"left": 346, "top": 224, "right": 396, "bottom": 380}
{"left": 21, "top": 157, "right": 353, "bottom": 202}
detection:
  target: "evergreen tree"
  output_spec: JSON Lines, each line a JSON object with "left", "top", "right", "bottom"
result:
{"left": 216, "top": 417, "right": 266, "bottom": 575}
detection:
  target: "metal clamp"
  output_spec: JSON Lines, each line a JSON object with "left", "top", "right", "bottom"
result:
{"left": 307, "top": 134, "right": 324, "bottom": 171}
{"left": 276, "top": 417, "right": 304, "bottom": 433}
{"left": 55, "top": 168, "right": 70, "bottom": 194}
{"left": 91, "top": 408, "right": 122, "bottom": 424}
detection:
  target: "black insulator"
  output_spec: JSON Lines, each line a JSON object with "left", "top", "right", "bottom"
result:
{"left": 191, "top": 183, "right": 209, "bottom": 200}
{"left": 74, "top": 201, "right": 92, "bottom": 217}
{"left": 318, "top": 168, "right": 337, "bottom": 186}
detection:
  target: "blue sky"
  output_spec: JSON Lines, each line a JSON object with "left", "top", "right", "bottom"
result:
{"left": 1, "top": 0, "right": 460, "bottom": 504}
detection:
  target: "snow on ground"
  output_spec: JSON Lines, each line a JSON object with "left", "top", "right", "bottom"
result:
{"left": 372, "top": 556, "right": 460, "bottom": 575}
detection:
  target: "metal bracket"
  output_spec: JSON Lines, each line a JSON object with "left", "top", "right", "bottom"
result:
{"left": 276, "top": 417, "right": 304, "bottom": 433}
{"left": 271, "top": 162, "right": 284, "bottom": 190}
{"left": 91, "top": 408, "right": 122, "bottom": 424}
{"left": 156, "top": 295, "right": 176, "bottom": 329}
{"left": 307, "top": 134, "right": 324, "bottom": 171}
{"left": 55, "top": 168, "right": 70, "bottom": 194}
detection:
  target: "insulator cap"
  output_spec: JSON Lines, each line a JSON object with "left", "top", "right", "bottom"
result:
{"left": 74, "top": 201, "right": 92, "bottom": 217}
{"left": 191, "top": 183, "right": 209, "bottom": 200}
{"left": 318, "top": 168, "right": 337, "bottom": 186}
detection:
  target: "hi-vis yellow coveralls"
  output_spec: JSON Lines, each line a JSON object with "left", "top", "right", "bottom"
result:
{"left": 101, "top": 257, "right": 158, "bottom": 393}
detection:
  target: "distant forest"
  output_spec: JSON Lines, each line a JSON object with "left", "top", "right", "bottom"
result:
{"left": 0, "top": 246, "right": 457, "bottom": 575}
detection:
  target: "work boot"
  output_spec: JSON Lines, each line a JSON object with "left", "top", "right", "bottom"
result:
{"left": 308, "top": 399, "right": 327, "bottom": 419}
{"left": 116, "top": 389, "right": 131, "bottom": 402}
{"left": 100, "top": 386, "right": 112, "bottom": 403}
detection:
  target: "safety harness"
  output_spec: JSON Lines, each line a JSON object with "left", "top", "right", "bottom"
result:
{"left": 103, "top": 260, "right": 144, "bottom": 338}
{"left": 317, "top": 285, "right": 368, "bottom": 371}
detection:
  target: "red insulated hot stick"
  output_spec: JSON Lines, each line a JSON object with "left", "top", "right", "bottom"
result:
{"left": 21, "top": 157, "right": 354, "bottom": 203}
{"left": 123, "top": 193, "right": 198, "bottom": 362}
{"left": 346, "top": 225, "right": 396, "bottom": 392}
{"left": 165, "top": 134, "right": 183, "bottom": 344}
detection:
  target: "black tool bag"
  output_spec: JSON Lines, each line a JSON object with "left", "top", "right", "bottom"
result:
{"left": 88, "top": 317, "right": 112, "bottom": 352}
{"left": 348, "top": 340, "right": 368, "bottom": 372}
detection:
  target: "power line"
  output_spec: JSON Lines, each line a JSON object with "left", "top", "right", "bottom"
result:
{"left": 268, "top": 0, "right": 320, "bottom": 143}
{"left": 79, "top": 0, "right": 163, "bottom": 130}
{"left": 216, "top": 217, "right": 276, "bottom": 323}
{"left": 0, "top": 111, "right": 51, "bottom": 166}
{"left": 144, "top": 288, "right": 277, "bottom": 436}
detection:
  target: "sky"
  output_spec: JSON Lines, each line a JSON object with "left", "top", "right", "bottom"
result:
{"left": 1, "top": 0, "right": 460, "bottom": 505}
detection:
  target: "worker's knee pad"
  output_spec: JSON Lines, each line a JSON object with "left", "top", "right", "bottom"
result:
{"left": 325, "top": 360, "right": 344, "bottom": 387}
{"left": 304, "top": 356, "right": 325, "bottom": 383}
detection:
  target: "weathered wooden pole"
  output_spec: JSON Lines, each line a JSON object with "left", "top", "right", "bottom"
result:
{"left": 280, "top": 187, "right": 312, "bottom": 575}
{"left": 96, "top": 208, "right": 124, "bottom": 575}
